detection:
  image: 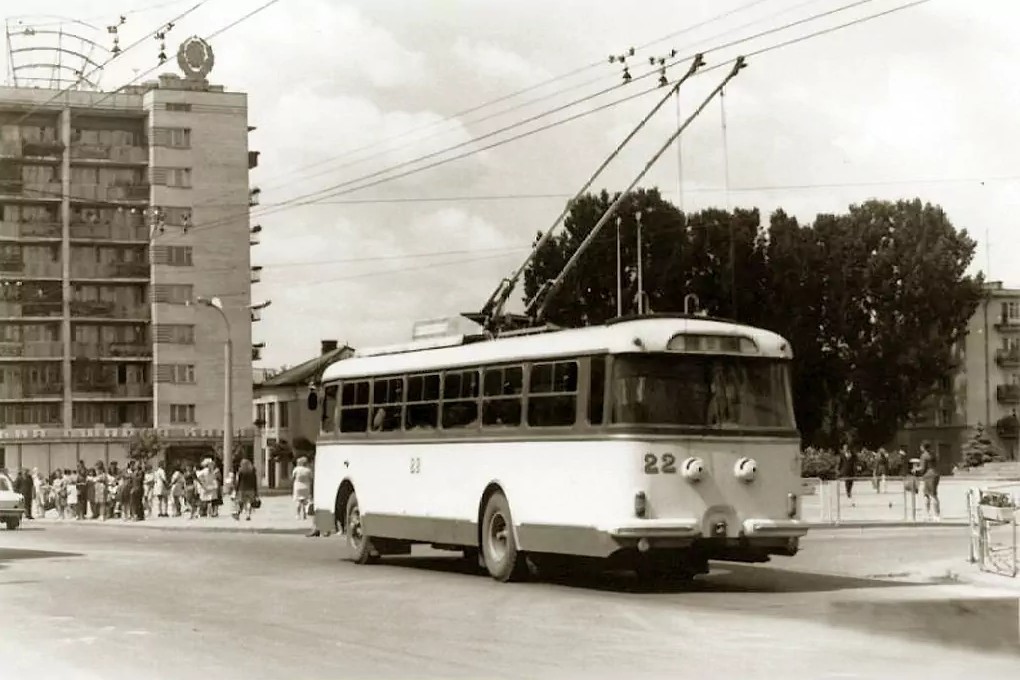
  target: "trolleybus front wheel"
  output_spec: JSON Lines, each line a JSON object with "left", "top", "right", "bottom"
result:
{"left": 345, "top": 492, "right": 379, "bottom": 565}
{"left": 481, "top": 491, "right": 527, "bottom": 582}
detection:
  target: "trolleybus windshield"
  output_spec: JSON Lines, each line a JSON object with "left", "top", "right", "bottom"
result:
{"left": 610, "top": 353, "right": 795, "bottom": 430}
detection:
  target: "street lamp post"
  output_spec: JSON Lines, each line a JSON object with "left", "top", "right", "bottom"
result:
{"left": 195, "top": 296, "right": 232, "bottom": 490}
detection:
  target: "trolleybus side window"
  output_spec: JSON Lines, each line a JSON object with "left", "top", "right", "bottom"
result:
{"left": 370, "top": 376, "right": 404, "bottom": 432}
{"left": 527, "top": 360, "right": 578, "bottom": 428}
{"left": 482, "top": 365, "right": 523, "bottom": 427}
{"left": 339, "top": 380, "right": 370, "bottom": 433}
{"left": 441, "top": 368, "right": 480, "bottom": 429}
{"left": 320, "top": 384, "right": 339, "bottom": 434}
{"left": 405, "top": 373, "right": 440, "bottom": 430}
{"left": 588, "top": 355, "right": 606, "bottom": 426}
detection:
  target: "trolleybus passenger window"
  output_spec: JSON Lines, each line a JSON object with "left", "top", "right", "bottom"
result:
{"left": 527, "top": 360, "right": 578, "bottom": 427}
{"left": 405, "top": 373, "right": 439, "bottom": 430}
{"left": 588, "top": 356, "right": 606, "bottom": 425}
{"left": 482, "top": 365, "right": 523, "bottom": 427}
{"left": 370, "top": 377, "right": 404, "bottom": 432}
{"left": 320, "top": 384, "right": 339, "bottom": 434}
{"left": 339, "top": 380, "right": 370, "bottom": 433}
{"left": 441, "top": 369, "right": 480, "bottom": 429}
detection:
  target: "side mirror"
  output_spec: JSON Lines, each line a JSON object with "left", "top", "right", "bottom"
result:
{"left": 306, "top": 390, "right": 318, "bottom": 411}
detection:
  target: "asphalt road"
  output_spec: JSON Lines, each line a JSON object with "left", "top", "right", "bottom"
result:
{"left": 1, "top": 524, "right": 1017, "bottom": 680}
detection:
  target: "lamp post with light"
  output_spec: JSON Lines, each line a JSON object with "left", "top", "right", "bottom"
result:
{"left": 194, "top": 296, "right": 233, "bottom": 487}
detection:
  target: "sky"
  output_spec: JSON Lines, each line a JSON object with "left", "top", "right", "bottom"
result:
{"left": 3, "top": 0, "right": 1018, "bottom": 368}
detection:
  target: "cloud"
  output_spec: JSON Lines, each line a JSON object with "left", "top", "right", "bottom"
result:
{"left": 452, "top": 38, "right": 552, "bottom": 87}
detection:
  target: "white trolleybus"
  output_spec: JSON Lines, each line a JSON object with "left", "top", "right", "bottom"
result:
{"left": 309, "top": 313, "right": 807, "bottom": 583}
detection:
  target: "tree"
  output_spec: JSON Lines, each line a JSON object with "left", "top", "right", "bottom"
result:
{"left": 269, "top": 439, "right": 294, "bottom": 464}
{"left": 128, "top": 430, "right": 164, "bottom": 466}
{"left": 523, "top": 191, "right": 983, "bottom": 448}
{"left": 960, "top": 423, "right": 1005, "bottom": 468}
{"left": 293, "top": 436, "right": 316, "bottom": 462}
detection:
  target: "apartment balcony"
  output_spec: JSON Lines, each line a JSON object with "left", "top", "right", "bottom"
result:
{"left": 0, "top": 221, "right": 62, "bottom": 240}
{"left": 70, "top": 222, "right": 149, "bottom": 242}
{"left": 995, "top": 316, "right": 1020, "bottom": 333}
{"left": 996, "top": 348, "right": 1020, "bottom": 368}
{"left": 24, "top": 382, "right": 64, "bottom": 398}
{"left": 0, "top": 179, "right": 23, "bottom": 196}
{"left": 5, "top": 259, "right": 62, "bottom": 279}
{"left": 997, "top": 384, "right": 1020, "bottom": 404}
{"left": 70, "top": 144, "right": 148, "bottom": 165}
{"left": 2, "top": 181, "right": 63, "bottom": 202}
{"left": 70, "top": 261, "right": 150, "bottom": 280}
{"left": 105, "top": 184, "right": 150, "bottom": 203}
{"left": 22, "top": 140, "right": 65, "bottom": 158}
{"left": 0, "top": 340, "right": 63, "bottom": 359}
{"left": 72, "top": 342, "right": 152, "bottom": 359}
{"left": 0, "top": 255, "right": 23, "bottom": 272}
{"left": 72, "top": 380, "right": 153, "bottom": 399}
{"left": 0, "top": 300, "right": 63, "bottom": 319}
{"left": 69, "top": 302, "right": 150, "bottom": 321}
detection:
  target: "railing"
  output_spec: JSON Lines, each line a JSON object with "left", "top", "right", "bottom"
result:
{"left": 996, "top": 316, "right": 1020, "bottom": 331}
{"left": 967, "top": 483, "right": 1018, "bottom": 578}
{"left": 70, "top": 300, "right": 116, "bottom": 318}
{"left": 995, "top": 348, "right": 1020, "bottom": 367}
{"left": 70, "top": 222, "right": 149, "bottom": 241}
{"left": 22, "top": 140, "right": 65, "bottom": 157}
{"left": 70, "top": 261, "right": 150, "bottom": 279}
{"left": 72, "top": 341, "right": 152, "bottom": 359}
{"left": 105, "top": 184, "right": 150, "bottom": 202}
{"left": 997, "top": 384, "right": 1020, "bottom": 403}
{"left": 0, "top": 257, "right": 24, "bottom": 272}
{"left": 0, "top": 221, "right": 61, "bottom": 239}
{"left": 70, "top": 144, "right": 147, "bottom": 163}
{"left": 801, "top": 475, "right": 978, "bottom": 525}
{"left": 13, "top": 301, "right": 62, "bottom": 317}
{"left": 0, "top": 341, "right": 63, "bottom": 358}
{"left": 72, "top": 382, "right": 153, "bottom": 398}
{"left": 18, "top": 260, "right": 62, "bottom": 278}
{"left": 23, "top": 382, "right": 64, "bottom": 397}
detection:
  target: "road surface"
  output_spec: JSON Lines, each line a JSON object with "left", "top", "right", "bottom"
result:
{"left": 1, "top": 524, "right": 1017, "bottom": 679}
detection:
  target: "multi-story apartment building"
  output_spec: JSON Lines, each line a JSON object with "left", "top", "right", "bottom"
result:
{"left": 0, "top": 38, "right": 258, "bottom": 473}
{"left": 896, "top": 281, "right": 1020, "bottom": 466}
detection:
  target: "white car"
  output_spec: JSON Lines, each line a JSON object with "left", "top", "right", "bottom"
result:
{"left": 0, "top": 472, "right": 25, "bottom": 530}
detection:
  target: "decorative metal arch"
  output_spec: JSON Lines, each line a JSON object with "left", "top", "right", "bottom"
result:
{"left": 5, "top": 16, "right": 108, "bottom": 90}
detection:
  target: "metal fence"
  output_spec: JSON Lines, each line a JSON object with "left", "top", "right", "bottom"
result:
{"left": 800, "top": 475, "right": 982, "bottom": 525}
{"left": 966, "top": 482, "right": 1018, "bottom": 578}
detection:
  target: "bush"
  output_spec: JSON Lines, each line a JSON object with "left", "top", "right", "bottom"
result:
{"left": 960, "top": 423, "right": 1005, "bottom": 469}
{"left": 801, "top": 447, "right": 837, "bottom": 479}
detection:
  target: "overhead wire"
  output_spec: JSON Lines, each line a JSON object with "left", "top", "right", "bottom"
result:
{"left": 185, "top": 0, "right": 896, "bottom": 239}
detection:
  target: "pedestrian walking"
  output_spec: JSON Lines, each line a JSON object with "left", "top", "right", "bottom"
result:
{"left": 233, "top": 459, "right": 259, "bottom": 521}
{"left": 170, "top": 466, "right": 185, "bottom": 517}
{"left": 872, "top": 447, "right": 889, "bottom": 493}
{"left": 291, "top": 456, "right": 313, "bottom": 520}
{"left": 918, "top": 441, "right": 941, "bottom": 521}
{"left": 838, "top": 445, "right": 858, "bottom": 504}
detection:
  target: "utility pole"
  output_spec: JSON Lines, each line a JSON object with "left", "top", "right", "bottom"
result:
{"left": 635, "top": 210, "right": 644, "bottom": 315}
{"left": 615, "top": 216, "right": 623, "bottom": 318}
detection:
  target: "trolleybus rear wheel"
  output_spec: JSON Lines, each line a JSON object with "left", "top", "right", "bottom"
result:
{"left": 481, "top": 491, "right": 527, "bottom": 582}
{"left": 345, "top": 492, "right": 379, "bottom": 565}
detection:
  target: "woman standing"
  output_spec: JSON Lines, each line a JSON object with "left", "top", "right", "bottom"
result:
{"left": 233, "top": 459, "right": 259, "bottom": 521}
{"left": 291, "top": 456, "right": 313, "bottom": 520}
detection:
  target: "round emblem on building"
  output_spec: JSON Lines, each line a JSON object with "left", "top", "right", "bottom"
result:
{"left": 177, "top": 36, "right": 215, "bottom": 80}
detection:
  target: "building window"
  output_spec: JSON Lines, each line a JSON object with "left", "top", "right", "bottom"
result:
{"left": 936, "top": 408, "right": 953, "bottom": 426}
{"left": 152, "top": 127, "right": 191, "bottom": 149}
{"left": 279, "top": 402, "right": 289, "bottom": 428}
{"left": 154, "top": 324, "right": 194, "bottom": 344}
{"left": 170, "top": 403, "right": 195, "bottom": 423}
{"left": 588, "top": 355, "right": 606, "bottom": 425}
{"left": 1006, "top": 301, "right": 1020, "bottom": 321}
{"left": 267, "top": 402, "right": 275, "bottom": 429}
{"left": 152, "top": 245, "right": 194, "bottom": 266}
{"left": 168, "top": 168, "right": 191, "bottom": 188}
{"left": 173, "top": 364, "right": 195, "bottom": 383}
{"left": 405, "top": 373, "right": 439, "bottom": 430}
{"left": 165, "top": 103, "right": 192, "bottom": 112}
{"left": 153, "top": 284, "right": 193, "bottom": 305}
{"left": 256, "top": 402, "right": 266, "bottom": 425}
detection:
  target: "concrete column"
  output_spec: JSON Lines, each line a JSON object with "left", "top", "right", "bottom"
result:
{"left": 59, "top": 106, "right": 72, "bottom": 427}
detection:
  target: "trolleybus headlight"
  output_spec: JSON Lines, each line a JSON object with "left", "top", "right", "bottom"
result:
{"left": 681, "top": 456, "right": 705, "bottom": 482}
{"left": 787, "top": 492, "right": 798, "bottom": 518}
{"left": 733, "top": 457, "right": 757, "bottom": 483}
{"left": 634, "top": 491, "right": 648, "bottom": 518}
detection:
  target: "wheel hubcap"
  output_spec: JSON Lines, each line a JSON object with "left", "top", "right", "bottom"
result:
{"left": 348, "top": 505, "right": 364, "bottom": 551}
{"left": 487, "top": 511, "right": 509, "bottom": 564}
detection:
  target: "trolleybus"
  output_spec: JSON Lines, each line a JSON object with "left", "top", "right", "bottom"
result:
{"left": 310, "top": 314, "right": 807, "bottom": 582}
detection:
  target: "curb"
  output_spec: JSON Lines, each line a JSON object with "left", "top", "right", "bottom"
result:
{"left": 23, "top": 520, "right": 309, "bottom": 536}
{"left": 805, "top": 520, "right": 969, "bottom": 529}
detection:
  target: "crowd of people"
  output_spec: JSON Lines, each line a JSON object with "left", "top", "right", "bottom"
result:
{"left": 6, "top": 457, "right": 265, "bottom": 522}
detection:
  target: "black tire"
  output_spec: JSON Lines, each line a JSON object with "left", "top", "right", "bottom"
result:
{"left": 480, "top": 491, "right": 527, "bottom": 582}
{"left": 344, "top": 492, "right": 378, "bottom": 565}
{"left": 5, "top": 517, "right": 20, "bottom": 531}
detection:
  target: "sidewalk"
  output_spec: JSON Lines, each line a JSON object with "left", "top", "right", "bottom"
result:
{"left": 25, "top": 495, "right": 312, "bottom": 535}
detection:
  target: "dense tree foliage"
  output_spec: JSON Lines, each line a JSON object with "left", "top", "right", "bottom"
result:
{"left": 523, "top": 190, "right": 983, "bottom": 448}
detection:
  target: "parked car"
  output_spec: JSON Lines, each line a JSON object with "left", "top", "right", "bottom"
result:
{"left": 0, "top": 472, "right": 25, "bottom": 530}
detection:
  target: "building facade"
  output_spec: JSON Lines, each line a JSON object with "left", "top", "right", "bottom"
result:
{"left": 896, "top": 281, "right": 1020, "bottom": 466}
{"left": 253, "top": 340, "right": 353, "bottom": 487}
{"left": 0, "top": 38, "right": 258, "bottom": 473}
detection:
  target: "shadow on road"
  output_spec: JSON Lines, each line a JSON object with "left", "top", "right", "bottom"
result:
{"left": 0, "top": 547, "right": 82, "bottom": 573}
{"left": 372, "top": 554, "right": 924, "bottom": 594}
